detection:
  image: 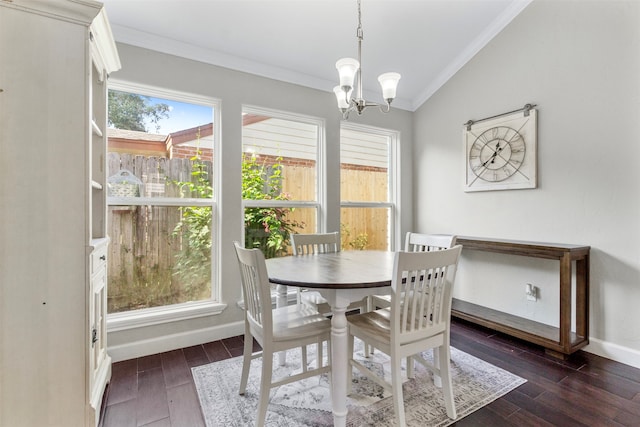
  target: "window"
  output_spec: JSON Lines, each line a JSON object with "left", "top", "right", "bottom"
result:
{"left": 340, "top": 123, "right": 399, "bottom": 251}
{"left": 241, "top": 106, "right": 323, "bottom": 258}
{"left": 106, "top": 82, "right": 220, "bottom": 324}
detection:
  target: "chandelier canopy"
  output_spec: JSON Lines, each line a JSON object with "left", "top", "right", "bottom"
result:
{"left": 333, "top": 0, "right": 401, "bottom": 119}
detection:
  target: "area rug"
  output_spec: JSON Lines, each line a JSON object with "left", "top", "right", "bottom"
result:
{"left": 192, "top": 341, "right": 526, "bottom": 427}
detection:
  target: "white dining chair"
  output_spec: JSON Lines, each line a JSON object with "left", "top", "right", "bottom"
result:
{"left": 371, "top": 233, "right": 457, "bottom": 384}
{"left": 347, "top": 246, "right": 463, "bottom": 426}
{"left": 233, "top": 242, "right": 331, "bottom": 427}
{"left": 291, "top": 232, "right": 369, "bottom": 316}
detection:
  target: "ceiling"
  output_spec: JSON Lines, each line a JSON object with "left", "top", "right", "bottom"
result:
{"left": 101, "top": 0, "right": 532, "bottom": 112}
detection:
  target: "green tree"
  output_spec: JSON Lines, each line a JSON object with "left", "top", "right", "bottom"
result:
{"left": 108, "top": 90, "right": 170, "bottom": 132}
{"left": 242, "top": 153, "right": 303, "bottom": 258}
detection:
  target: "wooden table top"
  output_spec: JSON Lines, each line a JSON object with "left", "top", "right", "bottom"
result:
{"left": 265, "top": 250, "right": 395, "bottom": 289}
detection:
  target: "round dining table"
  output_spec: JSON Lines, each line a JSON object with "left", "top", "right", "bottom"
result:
{"left": 266, "top": 250, "right": 395, "bottom": 427}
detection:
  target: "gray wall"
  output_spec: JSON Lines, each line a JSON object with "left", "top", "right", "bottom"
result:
{"left": 413, "top": 0, "right": 640, "bottom": 363}
{"left": 107, "top": 44, "right": 413, "bottom": 353}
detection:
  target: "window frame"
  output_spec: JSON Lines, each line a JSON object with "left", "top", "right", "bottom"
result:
{"left": 339, "top": 122, "right": 400, "bottom": 251}
{"left": 106, "top": 80, "right": 224, "bottom": 331}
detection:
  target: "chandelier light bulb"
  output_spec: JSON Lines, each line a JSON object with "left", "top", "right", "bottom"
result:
{"left": 335, "top": 58, "right": 359, "bottom": 91}
{"left": 378, "top": 72, "right": 401, "bottom": 102}
{"left": 333, "top": 85, "right": 352, "bottom": 109}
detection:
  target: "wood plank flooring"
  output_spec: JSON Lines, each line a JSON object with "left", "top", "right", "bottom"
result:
{"left": 100, "top": 319, "right": 640, "bottom": 426}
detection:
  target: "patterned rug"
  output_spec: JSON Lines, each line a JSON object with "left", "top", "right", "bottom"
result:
{"left": 192, "top": 341, "right": 525, "bottom": 427}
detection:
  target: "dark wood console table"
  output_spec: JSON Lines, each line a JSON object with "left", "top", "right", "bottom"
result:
{"left": 453, "top": 236, "right": 590, "bottom": 359}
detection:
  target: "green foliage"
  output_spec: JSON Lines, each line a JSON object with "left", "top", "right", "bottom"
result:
{"left": 340, "top": 223, "right": 369, "bottom": 250}
{"left": 172, "top": 149, "right": 301, "bottom": 297}
{"left": 172, "top": 138, "right": 213, "bottom": 297}
{"left": 108, "top": 90, "right": 170, "bottom": 133}
{"left": 242, "top": 153, "right": 303, "bottom": 258}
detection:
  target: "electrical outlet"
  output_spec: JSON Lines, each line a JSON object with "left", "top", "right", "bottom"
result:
{"left": 525, "top": 283, "right": 538, "bottom": 301}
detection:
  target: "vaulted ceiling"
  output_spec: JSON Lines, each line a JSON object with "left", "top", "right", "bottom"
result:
{"left": 101, "top": 0, "right": 532, "bottom": 111}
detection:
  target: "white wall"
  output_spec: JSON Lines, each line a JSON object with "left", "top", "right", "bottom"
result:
{"left": 413, "top": 0, "right": 640, "bottom": 366}
{"left": 107, "top": 43, "right": 414, "bottom": 356}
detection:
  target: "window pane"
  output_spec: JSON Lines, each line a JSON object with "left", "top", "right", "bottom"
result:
{"left": 244, "top": 207, "right": 317, "bottom": 258}
{"left": 242, "top": 113, "right": 317, "bottom": 201}
{"left": 107, "top": 88, "right": 217, "bottom": 314}
{"left": 108, "top": 90, "right": 214, "bottom": 199}
{"left": 341, "top": 207, "right": 390, "bottom": 251}
{"left": 107, "top": 205, "right": 212, "bottom": 313}
{"left": 340, "top": 128, "right": 389, "bottom": 202}
{"left": 242, "top": 109, "right": 321, "bottom": 259}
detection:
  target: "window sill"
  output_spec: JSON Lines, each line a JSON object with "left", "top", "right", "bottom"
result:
{"left": 107, "top": 300, "right": 227, "bottom": 332}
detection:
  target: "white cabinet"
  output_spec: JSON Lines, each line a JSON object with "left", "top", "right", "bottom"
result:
{"left": 0, "top": 1, "right": 120, "bottom": 425}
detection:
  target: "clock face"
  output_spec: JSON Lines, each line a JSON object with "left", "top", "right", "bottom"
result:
{"left": 463, "top": 109, "right": 537, "bottom": 192}
{"left": 468, "top": 126, "right": 526, "bottom": 183}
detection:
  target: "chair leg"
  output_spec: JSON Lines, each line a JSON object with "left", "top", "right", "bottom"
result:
{"left": 239, "top": 332, "right": 253, "bottom": 395}
{"left": 256, "top": 351, "right": 273, "bottom": 427}
{"left": 363, "top": 298, "right": 372, "bottom": 357}
{"left": 347, "top": 333, "right": 354, "bottom": 395}
{"left": 317, "top": 338, "right": 323, "bottom": 369}
{"left": 432, "top": 348, "right": 442, "bottom": 388}
{"left": 438, "top": 345, "right": 456, "bottom": 420}
{"left": 406, "top": 356, "right": 414, "bottom": 379}
{"left": 391, "top": 351, "right": 406, "bottom": 426}
{"left": 302, "top": 345, "right": 308, "bottom": 373}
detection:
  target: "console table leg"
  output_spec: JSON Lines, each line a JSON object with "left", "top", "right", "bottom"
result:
{"left": 559, "top": 253, "right": 572, "bottom": 353}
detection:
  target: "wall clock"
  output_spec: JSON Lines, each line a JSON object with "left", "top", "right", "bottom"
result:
{"left": 463, "top": 106, "right": 537, "bottom": 192}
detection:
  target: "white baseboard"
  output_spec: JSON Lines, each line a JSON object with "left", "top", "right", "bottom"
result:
{"left": 584, "top": 337, "right": 640, "bottom": 369}
{"left": 107, "top": 323, "right": 640, "bottom": 370}
{"left": 107, "top": 320, "right": 245, "bottom": 362}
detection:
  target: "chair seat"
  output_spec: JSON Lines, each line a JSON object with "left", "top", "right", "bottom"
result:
{"left": 371, "top": 294, "right": 391, "bottom": 309}
{"left": 272, "top": 305, "right": 331, "bottom": 341}
{"left": 299, "top": 290, "right": 328, "bottom": 306}
{"left": 348, "top": 309, "right": 392, "bottom": 342}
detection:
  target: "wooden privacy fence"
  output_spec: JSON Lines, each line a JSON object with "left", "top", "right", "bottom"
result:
{"left": 107, "top": 153, "right": 213, "bottom": 312}
{"left": 280, "top": 166, "right": 390, "bottom": 250}
{"left": 106, "top": 153, "right": 389, "bottom": 312}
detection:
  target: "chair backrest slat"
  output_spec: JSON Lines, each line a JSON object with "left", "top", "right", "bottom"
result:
{"left": 291, "top": 232, "right": 340, "bottom": 256}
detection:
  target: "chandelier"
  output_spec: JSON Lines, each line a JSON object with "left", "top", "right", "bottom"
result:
{"left": 333, "top": 0, "right": 401, "bottom": 119}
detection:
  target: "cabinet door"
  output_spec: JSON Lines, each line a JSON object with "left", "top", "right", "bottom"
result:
{"left": 90, "top": 267, "right": 105, "bottom": 383}
{"left": 88, "top": 238, "right": 111, "bottom": 423}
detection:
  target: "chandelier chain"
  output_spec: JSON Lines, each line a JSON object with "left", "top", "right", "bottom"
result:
{"left": 357, "top": 0, "right": 363, "bottom": 39}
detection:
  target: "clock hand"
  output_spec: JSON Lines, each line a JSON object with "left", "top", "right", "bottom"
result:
{"left": 491, "top": 142, "right": 503, "bottom": 164}
{"left": 483, "top": 150, "right": 498, "bottom": 167}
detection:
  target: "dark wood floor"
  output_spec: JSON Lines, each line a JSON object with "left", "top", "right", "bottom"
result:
{"left": 100, "top": 319, "right": 640, "bottom": 426}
